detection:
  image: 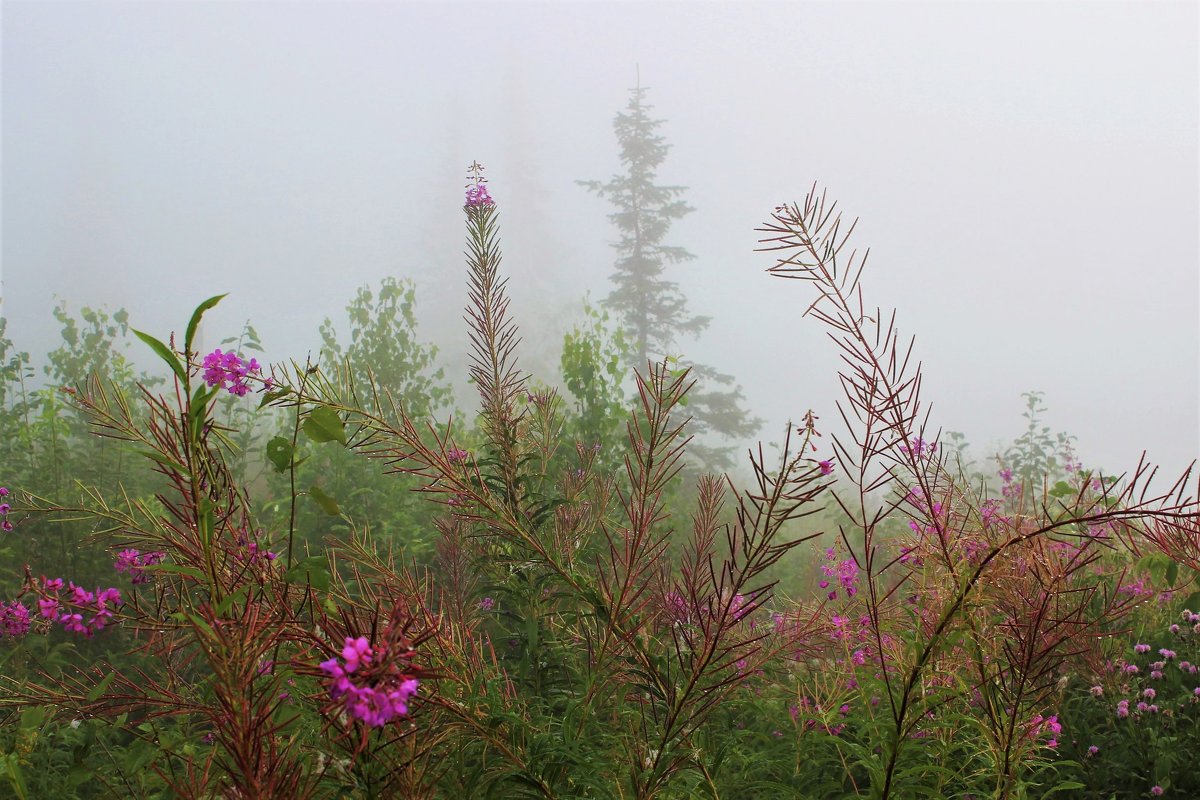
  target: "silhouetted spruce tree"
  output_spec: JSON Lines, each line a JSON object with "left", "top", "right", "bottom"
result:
{"left": 581, "top": 82, "right": 759, "bottom": 470}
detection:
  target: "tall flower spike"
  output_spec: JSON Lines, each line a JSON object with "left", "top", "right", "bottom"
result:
{"left": 465, "top": 160, "right": 495, "bottom": 208}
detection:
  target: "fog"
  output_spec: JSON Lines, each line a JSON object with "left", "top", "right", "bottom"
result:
{"left": 3, "top": 1, "right": 1197, "bottom": 479}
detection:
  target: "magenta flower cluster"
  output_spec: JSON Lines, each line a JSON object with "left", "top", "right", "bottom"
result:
{"left": 465, "top": 184, "right": 495, "bottom": 208}
{"left": 818, "top": 548, "right": 859, "bottom": 601}
{"left": 319, "top": 636, "right": 420, "bottom": 728}
{"left": 234, "top": 529, "right": 277, "bottom": 565}
{"left": 900, "top": 436, "right": 937, "bottom": 459}
{"left": 38, "top": 578, "right": 123, "bottom": 637}
{"left": 1026, "top": 713, "right": 1062, "bottom": 748}
{"left": 0, "top": 486, "right": 12, "bottom": 532}
{"left": 114, "top": 549, "right": 166, "bottom": 584}
{"left": 0, "top": 600, "right": 31, "bottom": 637}
{"left": 664, "top": 590, "right": 689, "bottom": 623}
{"left": 202, "top": 349, "right": 264, "bottom": 397}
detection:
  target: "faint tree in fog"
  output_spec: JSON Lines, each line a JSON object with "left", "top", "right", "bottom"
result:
{"left": 580, "top": 80, "right": 759, "bottom": 470}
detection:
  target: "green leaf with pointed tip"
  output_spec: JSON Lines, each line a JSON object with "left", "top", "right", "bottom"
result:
{"left": 258, "top": 389, "right": 288, "bottom": 409}
{"left": 133, "top": 329, "right": 187, "bottom": 383}
{"left": 308, "top": 485, "right": 340, "bottom": 516}
{"left": 147, "top": 563, "right": 206, "bottom": 580}
{"left": 302, "top": 406, "right": 347, "bottom": 445}
{"left": 185, "top": 294, "right": 228, "bottom": 355}
{"left": 1048, "top": 480, "right": 1074, "bottom": 499}
{"left": 266, "top": 436, "right": 294, "bottom": 473}
{"left": 138, "top": 449, "right": 189, "bottom": 475}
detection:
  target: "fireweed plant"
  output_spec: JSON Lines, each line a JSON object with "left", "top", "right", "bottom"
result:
{"left": 0, "top": 169, "right": 1196, "bottom": 798}
{"left": 758, "top": 188, "right": 1200, "bottom": 798}
{"left": 1, "top": 301, "right": 432, "bottom": 798}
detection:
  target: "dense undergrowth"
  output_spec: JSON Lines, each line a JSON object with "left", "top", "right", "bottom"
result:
{"left": 1, "top": 171, "right": 1198, "bottom": 799}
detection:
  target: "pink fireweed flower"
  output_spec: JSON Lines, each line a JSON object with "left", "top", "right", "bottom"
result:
{"left": 202, "top": 349, "right": 263, "bottom": 397}
{"left": 819, "top": 550, "right": 860, "bottom": 601}
{"left": 0, "top": 601, "right": 31, "bottom": 637}
{"left": 1087, "top": 745, "right": 1100, "bottom": 756}
{"left": 342, "top": 636, "right": 373, "bottom": 673}
{"left": 1026, "top": 714, "right": 1062, "bottom": 748}
{"left": 663, "top": 591, "right": 688, "bottom": 622}
{"left": 114, "top": 549, "right": 166, "bottom": 584}
{"left": 319, "top": 637, "right": 419, "bottom": 728}
{"left": 900, "top": 437, "right": 936, "bottom": 459}
{"left": 980, "top": 498, "right": 1004, "bottom": 528}
{"left": 0, "top": 488, "right": 11, "bottom": 532}
{"left": 233, "top": 530, "right": 277, "bottom": 565}
{"left": 479, "top": 597, "right": 495, "bottom": 612}
{"left": 465, "top": 184, "right": 494, "bottom": 208}
{"left": 447, "top": 448, "right": 470, "bottom": 464}
{"left": 818, "top": 460, "right": 834, "bottom": 476}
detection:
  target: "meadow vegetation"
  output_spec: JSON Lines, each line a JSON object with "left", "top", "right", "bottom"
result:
{"left": 0, "top": 170, "right": 1197, "bottom": 799}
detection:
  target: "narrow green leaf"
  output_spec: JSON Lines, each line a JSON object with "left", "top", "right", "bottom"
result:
{"left": 147, "top": 563, "right": 206, "bottom": 580}
{"left": 132, "top": 329, "right": 187, "bottom": 383}
{"left": 185, "top": 294, "right": 228, "bottom": 355}
{"left": 138, "top": 449, "right": 189, "bottom": 475}
{"left": 258, "top": 389, "right": 289, "bottom": 409}
{"left": 2, "top": 753, "right": 29, "bottom": 800}
{"left": 86, "top": 670, "right": 116, "bottom": 702}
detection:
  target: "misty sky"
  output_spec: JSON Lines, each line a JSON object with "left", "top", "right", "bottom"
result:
{"left": 3, "top": 1, "right": 1197, "bottom": 480}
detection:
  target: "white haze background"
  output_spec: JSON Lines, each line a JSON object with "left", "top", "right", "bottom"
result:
{"left": 3, "top": 1, "right": 1198, "bottom": 479}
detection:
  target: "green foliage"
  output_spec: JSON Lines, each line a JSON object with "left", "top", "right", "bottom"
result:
{"left": 1005, "top": 391, "right": 1077, "bottom": 489}
{"left": 265, "top": 276, "right": 453, "bottom": 564}
{"left": 319, "top": 276, "right": 450, "bottom": 422}
{"left": 559, "top": 301, "right": 631, "bottom": 473}
{"left": 2, "top": 179, "right": 1198, "bottom": 800}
